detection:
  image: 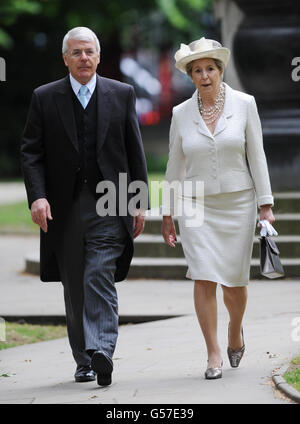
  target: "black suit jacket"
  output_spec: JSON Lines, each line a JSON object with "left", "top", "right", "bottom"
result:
{"left": 20, "top": 74, "right": 149, "bottom": 282}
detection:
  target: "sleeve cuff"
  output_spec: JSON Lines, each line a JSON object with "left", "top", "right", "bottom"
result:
{"left": 160, "top": 205, "right": 175, "bottom": 216}
{"left": 257, "top": 195, "right": 274, "bottom": 208}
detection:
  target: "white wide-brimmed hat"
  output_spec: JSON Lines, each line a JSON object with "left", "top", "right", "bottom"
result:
{"left": 174, "top": 37, "right": 230, "bottom": 74}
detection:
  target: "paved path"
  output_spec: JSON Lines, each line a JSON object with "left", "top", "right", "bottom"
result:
{"left": 0, "top": 235, "right": 299, "bottom": 403}
{"left": 0, "top": 183, "right": 27, "bottom": 206}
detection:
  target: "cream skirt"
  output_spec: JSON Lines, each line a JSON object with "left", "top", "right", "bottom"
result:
{"left": 177, "top": 188, "right": 257, "bottom": 287}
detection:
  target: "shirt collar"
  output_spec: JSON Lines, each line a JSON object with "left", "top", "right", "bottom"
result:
{"left": 69, "top": 73, "right": 97, "bottom": 95}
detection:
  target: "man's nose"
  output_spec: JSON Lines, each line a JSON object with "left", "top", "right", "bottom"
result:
{"left": 80, "top": 52, "right": 88, "bottom": 60}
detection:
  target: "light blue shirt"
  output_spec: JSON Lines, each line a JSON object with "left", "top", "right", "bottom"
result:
{"left": 69, "top": 73, "right": 97, "bottom": 105}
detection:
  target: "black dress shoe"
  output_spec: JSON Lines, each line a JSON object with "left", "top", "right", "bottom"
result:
{"left": 74, "top": 365, "right": 96, "bottom": 382}
{"left": 91, "top": 351, "right": 113, "bottom": 386}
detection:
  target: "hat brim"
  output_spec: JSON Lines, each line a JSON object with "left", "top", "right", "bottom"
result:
{"left": 175, "top": 48, "right": 230, "bottom": 74}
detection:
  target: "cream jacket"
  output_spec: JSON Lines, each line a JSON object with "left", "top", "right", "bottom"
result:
{"left": 162, "top": 83, "right": 274, "bottom": 215}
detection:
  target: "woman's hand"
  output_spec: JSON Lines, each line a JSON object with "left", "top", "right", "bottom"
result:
{"left": 161, "top": 215, "right": 177, "bottom": 247}
{"left": 259, "top": 205, "right": 275, "bottom": 226}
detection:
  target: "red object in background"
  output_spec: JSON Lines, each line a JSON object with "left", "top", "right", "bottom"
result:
{"left": 140, "top": 111, "right": 160, "bottom": 126}
{"left": 158, "top": 50, "right": 173, "bottom": 119}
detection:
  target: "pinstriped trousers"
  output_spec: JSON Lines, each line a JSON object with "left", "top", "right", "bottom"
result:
{"left": 56, "top": 182, "right": 128, "bottom": 366}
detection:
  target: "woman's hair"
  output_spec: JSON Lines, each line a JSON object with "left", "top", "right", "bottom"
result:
{"left": 186, "top": 58, "right": 224, "bottom": 78}
{"left": 62, "top": 27, "right": 101, "bottom": 55}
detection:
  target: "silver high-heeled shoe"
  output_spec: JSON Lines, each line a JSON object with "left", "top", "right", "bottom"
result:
{"left": 227, "top": 323, "right": 245, "bottom": 368}
{"left": 205, "top": 359, "right": 223, "bottom": 380}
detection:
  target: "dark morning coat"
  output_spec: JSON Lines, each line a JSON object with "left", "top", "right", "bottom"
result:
{"left": 20, "top": 73, "right": 149, "bottom": 282}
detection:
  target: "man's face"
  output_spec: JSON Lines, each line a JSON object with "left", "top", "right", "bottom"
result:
{"left": 63, "top": 38, "right": 100, "bottom": 84}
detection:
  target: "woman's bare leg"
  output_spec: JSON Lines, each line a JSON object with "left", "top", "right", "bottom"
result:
{"left": 221, "top": 285, "right": 248, "bottom": 349}
{"left": 194, "top": 280, "right": 222, "bottom": 368}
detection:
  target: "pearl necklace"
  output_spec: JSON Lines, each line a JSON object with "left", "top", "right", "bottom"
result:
{"left": 197, "top": 83, "right": 225, "bottom": 125}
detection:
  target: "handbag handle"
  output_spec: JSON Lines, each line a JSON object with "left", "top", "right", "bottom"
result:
{"left": 261, "top": 236, "right": 280, "bottom": 255}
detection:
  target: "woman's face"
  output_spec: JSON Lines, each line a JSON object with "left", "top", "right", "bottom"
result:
{"left": 190, "top": 58, "right": 222, "bottom": 97}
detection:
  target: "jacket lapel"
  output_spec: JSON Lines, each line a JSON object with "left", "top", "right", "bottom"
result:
{"left": 213, "top": 114, "right": 227, "bottom": 137}
{"left": 54, "top": 76, "right": 79, "bottom": 152}
{"left": 213, "top": 82, "right": 233, "bottom": 137}
{"left": 95, "top": 74, "right": 113, "bottom": 154}
{"left": 190, "top": 90, "right": 214, "bottom": 139}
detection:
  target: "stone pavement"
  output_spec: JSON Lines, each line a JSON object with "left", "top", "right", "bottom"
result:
{"left": 0, "top": 234, "right": 299, "bottom": 404}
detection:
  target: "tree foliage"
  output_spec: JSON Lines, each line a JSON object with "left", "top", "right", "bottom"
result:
{"left": 0, "top": 0, "right": 212, "bottom": 49}
{"left": 0, "top": 0, "right": 214, "bottom": 178}
{"left": 0, "top": 0, "right": 42, "bottom": 48}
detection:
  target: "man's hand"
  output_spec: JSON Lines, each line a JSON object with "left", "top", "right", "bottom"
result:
{"left": 31, "top": 198, "right": 53, "bottom": 233}
{"left": 133, "top": 210, "right": 145, "bottom": 239}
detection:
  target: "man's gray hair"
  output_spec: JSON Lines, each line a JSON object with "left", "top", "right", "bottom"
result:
{"left": 62, "top": 27, "right": 101, "bottom": 54}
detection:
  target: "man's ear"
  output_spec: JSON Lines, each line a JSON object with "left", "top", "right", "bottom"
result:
{"left": 62, "top": 53, "right": 68, "bottom": 67}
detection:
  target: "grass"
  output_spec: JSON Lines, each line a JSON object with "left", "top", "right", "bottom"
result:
{"left": 0, "top": 321, "right": 67, "bottom": 351}
{"left": 283, "top": 354, "right": 300, "bottom": 392}
{"left": 0, "top": 173, "right": 166, "bottom": 233}
{"left": 0, "top": 200, "right": 38, "bottom": 234}
{"left": 0, "top": 178, "right": 24, "bottom": 183}
{"left": 148, "top": 172, "right": 165, "bottom": 209}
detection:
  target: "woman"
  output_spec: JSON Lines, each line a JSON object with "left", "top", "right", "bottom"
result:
{"left": 161, "top": 38, "right": 275, "bottom": 379}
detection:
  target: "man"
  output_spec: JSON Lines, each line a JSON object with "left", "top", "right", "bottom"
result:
{"left": 20, "top": 27, "right": 149, "bottom": 386}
